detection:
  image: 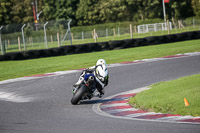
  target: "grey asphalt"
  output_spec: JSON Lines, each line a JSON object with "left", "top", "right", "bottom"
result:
{"left": 0, "top": 55, "right": 200, "bottom": 133}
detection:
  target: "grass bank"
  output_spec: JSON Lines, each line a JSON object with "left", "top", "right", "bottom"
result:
{"left": 129, "top": 74, "right": 200, "bottom": 116}
{"left": 0, "top": 39, "right": 200, "bottom": 81}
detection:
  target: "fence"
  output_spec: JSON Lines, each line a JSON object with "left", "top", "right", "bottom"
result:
{"left": 137, "top": 22, "right": 172, "bottom": 33}
{"left": 1, "top": 18, "right": 200, "bottom": 55}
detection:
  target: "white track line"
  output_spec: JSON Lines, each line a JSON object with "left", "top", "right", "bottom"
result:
{"left": 105, "top": 108, "right": 138, "bottom": 114}
{"left": 124, "top": 112, "right": 158, "bottom": 118}
{"left": 100, "top": 103, "right": 129, "bottom": 108}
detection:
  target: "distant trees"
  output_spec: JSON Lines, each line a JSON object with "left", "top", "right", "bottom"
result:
{"left": 191, "top": 0, "right": 200, "bottom": 17}
{"left": 0, "top": 0, "right": 198, "bottom": 26}
{"left": 0, "top": 0, "right": 12, "bottom": 25}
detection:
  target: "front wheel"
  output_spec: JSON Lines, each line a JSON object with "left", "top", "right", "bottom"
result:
{"left": 71, "top": 84, "right": 87, "bottom": 105}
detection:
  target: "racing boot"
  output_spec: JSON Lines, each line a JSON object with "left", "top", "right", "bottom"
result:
{"left": 73, "top": 76, "right": 84, "bottom": 88}
{"left": 93, "top": 90, "right": 104, "bottom": 98}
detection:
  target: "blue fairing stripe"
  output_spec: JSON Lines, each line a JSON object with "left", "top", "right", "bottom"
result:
{"left": 84, "top": 73, "right": 95, "bottom": 80}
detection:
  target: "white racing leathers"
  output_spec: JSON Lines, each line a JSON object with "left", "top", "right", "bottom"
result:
{"left": 74, "top": 65, "right": 109, "bottom": 97}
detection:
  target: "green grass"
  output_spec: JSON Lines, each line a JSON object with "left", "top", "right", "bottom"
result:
{"left": 129, "top": 74, "right": 200, "bottom": 116}
{"left": 0, "top": 39, "right": 200, "bottom": 81}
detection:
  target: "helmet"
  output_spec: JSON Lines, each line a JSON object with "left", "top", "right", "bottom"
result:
{"left": 96, "top": 59, "right": 107, "bottom": 68}
{"left": 95, "top": 59, "right": 108, "bottom": 83}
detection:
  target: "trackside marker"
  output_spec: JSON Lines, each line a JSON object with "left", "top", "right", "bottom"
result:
{"left": 184, "top": 98, "right": 190, "bottom": 106}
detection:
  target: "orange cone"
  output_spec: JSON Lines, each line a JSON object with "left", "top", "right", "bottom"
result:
{"left": 184, "top": 98, "right": 189, "bottom": 106}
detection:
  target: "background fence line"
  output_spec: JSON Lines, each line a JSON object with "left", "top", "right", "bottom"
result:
{"left": 1, "top": 19, "right": 200, "bottom": 55}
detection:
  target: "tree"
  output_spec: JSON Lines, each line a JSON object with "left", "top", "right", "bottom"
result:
{"left": 98, "top": 0, "right": 130, "bottom": 22}
{"left": 42, "top": 0, "right": 79, "bottom": 25}
{"left": 42, "top": 0, "right": 56, "bottom": 21}
{"left": 191, "top": 0, "right": 200, "bottom": 17}
{"left": 0, "top": 0, "right": 197, "bottom": 25}
{"left": 170, "top": 0, "right": 194, "bottom": 19}
{"left": 10, "top": 0, "right": 35, "bottom": 24}
{"left": 76, "top": 0, "right": 100, "bottom": 25}
{"left": 0, "top": 0, "right": 12, "bottom": 25}
{"left": 76, "top": 0, "right": 134, "bottom": 25}
{"left": 126, "top": 0, "right": 162, "bottom": 21}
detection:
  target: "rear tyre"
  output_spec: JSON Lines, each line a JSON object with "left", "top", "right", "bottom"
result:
{"left": 71, "top": 84, "right": 87, "bottom": 105}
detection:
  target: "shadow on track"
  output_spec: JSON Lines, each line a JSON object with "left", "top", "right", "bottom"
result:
{"left": 80, "top": 97, "right": 128, "bottom": 105}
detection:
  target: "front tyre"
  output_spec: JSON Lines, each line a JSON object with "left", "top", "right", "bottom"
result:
{"left": 71, "top": 84, "right": 87, "bottom": 105}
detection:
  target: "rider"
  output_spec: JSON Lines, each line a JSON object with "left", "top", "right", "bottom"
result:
{"left": 73, "top": 59, "right": 109, "bottom": 98}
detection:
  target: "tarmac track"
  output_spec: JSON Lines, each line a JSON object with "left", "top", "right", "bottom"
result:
{"left": 0, "top": 54, "right": 200, "bottom": 133}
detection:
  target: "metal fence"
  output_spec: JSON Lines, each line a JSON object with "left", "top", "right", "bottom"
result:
{"left": 137, "top": 22, "right": 173, "bottom": 33}
{"left": 1, "top": 18, "right": 200, "bottom": 55}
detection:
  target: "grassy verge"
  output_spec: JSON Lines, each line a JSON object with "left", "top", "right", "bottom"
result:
{"left": 0, "top": 39, "right": 200, "bottom": 81}
{"left": 129, "top": 74, "right": 200, "bottom": 116}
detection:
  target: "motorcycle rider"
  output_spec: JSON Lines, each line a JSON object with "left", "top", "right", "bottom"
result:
{"left": 73, "top": 59, "right": 109, "bottom": 98}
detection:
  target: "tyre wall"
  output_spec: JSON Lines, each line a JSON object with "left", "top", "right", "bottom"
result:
{"left": 0, "top": 31, "right": 200, "bottom": 61}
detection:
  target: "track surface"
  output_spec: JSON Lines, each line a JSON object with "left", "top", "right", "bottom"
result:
{"left": 0, "top": 55, "right": 200, "bottom": 133}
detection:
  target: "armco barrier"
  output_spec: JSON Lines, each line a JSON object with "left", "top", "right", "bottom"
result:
{"left": 122, "top": 39, "right": 136, "bottom": 48}
{"left": 74, "top": 44, "right": 90, "bottom": 53}
{"left": 108, "top": 40, "right": 124, "bottom": 50}
{"left": 62, "top": 45, "right": 76, "bottom": 55}
{"left": 87, "top": 43, "right": 102, "bottom": 52}
{"left": 98, "top": 42, "right": 109, "bottom": 50}
{"left": 0, "top": 31, "right": 200, "bottom": 61}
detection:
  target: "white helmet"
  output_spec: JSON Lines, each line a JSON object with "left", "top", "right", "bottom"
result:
{"left": 95, "top": 59, "right": 108, "bottom": 85}
{"left": 96, "top": 59, "right": 107, "bottom": 68}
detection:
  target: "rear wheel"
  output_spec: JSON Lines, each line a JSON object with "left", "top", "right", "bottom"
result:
{"left": 71, "top": 84, "right": 87, "bottom": 105}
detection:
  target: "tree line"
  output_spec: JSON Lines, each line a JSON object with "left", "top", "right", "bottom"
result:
{"left": 0, "top": 0, "right": 199, "bottom": 26}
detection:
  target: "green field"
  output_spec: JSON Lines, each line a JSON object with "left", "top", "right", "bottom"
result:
{"left": 129, "top": 74, "right": 200, "bottom": 116}
{"left": 0, "top": 39, "right": 200, "bottom": 81}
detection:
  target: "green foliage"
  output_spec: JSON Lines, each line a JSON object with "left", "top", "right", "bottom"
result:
{"left": 0, "top": 0, "right": 12, "bottom": 25}
{"left": 191, "top": 0, "right": 200, "bottom": 17}
{"left": 10, "top": 0, "right": 34, "bottom": 23}
{"left": 42, "top": 0, "right": 79, "bottom": 25}
{"left": 0, "top": 0, "right": 197, "bottom": 26}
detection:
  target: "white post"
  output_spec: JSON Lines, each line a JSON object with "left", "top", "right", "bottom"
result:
{"left": 106, "top": 28, "right": 108, "bottom": 38}
{"left": 113, "top": 28, "right": 116, "bottom": 36}
{"left": 0, "top": 26, "right": 4, "bottom": 55}
{"left": 193, "top": 17, "right": 195, "bottom": 28}
{"left": 130, "top": 24, "right": 133, "bottom": 38}
{"left": 57, "top": 33, "right": 60, "bottom": 47}
{"left": 162, "top": 0, "right": 167, "bottom": 22}
{"left": 94, "top": 29, "right": 97, "bottom": 42}
{"left": 18, "top": 37, "right": 21, "bottom": 51}
{"left": 146, "top": 25, "right": 149, "bottom": 33}
{"left": 44, "top": 22, "right": 48, "bottom": 49}
{"left": 118, "top": 27, "right": 120, "bottom": 36}
{"left": 68, "top": 20, "right": 72, "bottom": 45}
{"left": 154, "top": 24, "right": 157, "bottom": 32}
{"left": 82, "top": 31, "right": 84, "bottom": 40}
{"left": 21, "top": 24, "right": 26, "bottom": 51}
{"left": 61, "top": 20, "right": 72, "bottom": 45}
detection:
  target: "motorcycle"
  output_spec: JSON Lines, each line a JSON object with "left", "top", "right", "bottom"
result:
{"left": 71, "top": 73, "right": 99, "bottom": 105}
